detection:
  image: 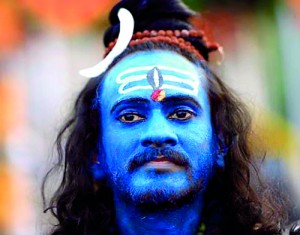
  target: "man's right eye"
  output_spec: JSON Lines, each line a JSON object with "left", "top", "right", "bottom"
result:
{"left": 119, "top": 113, "right": 145, "bottom": 123}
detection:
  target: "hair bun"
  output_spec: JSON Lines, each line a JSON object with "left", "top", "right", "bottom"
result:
{"left": 104, "top": 0, "right": 195, "bottom": 47}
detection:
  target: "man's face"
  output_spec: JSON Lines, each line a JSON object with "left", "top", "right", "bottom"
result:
{"left": 99, "top": 50, "right": 218, "bottom": 204}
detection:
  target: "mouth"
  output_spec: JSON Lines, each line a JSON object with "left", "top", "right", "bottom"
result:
{"left": 142, "top": 155, "right": 185, "bottom": 172}
{"left": 129, "top": 150, "right": 189, "bottom": 173}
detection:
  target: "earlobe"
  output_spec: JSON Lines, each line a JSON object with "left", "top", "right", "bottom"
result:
{"left": 214, "top": 135, "right": 228, "bottom": 169}
{"left": 216, "top": 149, "right": 226, "bottom": 169}
{"left": 90, "top": 154, "right": 106, "bottom": 180}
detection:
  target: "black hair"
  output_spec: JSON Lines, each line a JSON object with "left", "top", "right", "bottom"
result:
{"left": 42, "top": 0, "right": 288, "bottom": 234}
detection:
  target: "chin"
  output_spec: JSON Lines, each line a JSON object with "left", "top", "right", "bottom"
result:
{"left": 117, "top": 170, "right": 204, "bottom": 207}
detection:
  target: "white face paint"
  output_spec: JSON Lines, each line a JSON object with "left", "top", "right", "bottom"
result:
{"left": 116, "top": 65, "right": 200, "bottom": 96}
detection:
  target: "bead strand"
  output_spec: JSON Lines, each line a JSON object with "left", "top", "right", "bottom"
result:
{"left": 104, "top": 29, "right": 219, "bottom": 60}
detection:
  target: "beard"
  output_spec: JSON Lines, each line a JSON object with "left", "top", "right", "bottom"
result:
{"left": 110, "top": 148, "right": 207, "bottom": 208}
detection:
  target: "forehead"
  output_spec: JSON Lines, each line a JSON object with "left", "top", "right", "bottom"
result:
{"left": 100, "top": 50, "right": 208, "bottom": 105}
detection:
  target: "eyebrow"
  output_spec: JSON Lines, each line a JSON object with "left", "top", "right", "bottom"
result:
{"left": 110, "top": 95, "right": 202, "bottom": 114}
{"left": 110, "top": 97, "right": 149, "bottom": 113}
{"left": 161, "top": 95, "right": 202, "bottom": 110}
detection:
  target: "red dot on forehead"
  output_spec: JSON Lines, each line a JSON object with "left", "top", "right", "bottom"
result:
{"left": 151, "top": 89, "right": 166, "bottom": 102}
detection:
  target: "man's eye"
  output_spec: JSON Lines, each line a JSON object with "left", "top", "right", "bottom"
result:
{"left": 119, "top": 113, "right": 145, "bottom": 123}
{"left": 168, "top": 110, "right": 194, "bottom": 121}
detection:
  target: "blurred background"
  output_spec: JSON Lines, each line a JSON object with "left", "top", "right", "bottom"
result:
{"left": 0, "top": 0, "right": 299, "bottom": 234}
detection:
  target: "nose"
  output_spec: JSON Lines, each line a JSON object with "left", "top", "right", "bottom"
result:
{"left": 140, "top": 111, "right": 178, "bottom": 147}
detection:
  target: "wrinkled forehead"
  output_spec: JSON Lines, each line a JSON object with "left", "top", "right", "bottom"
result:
{"left": 101, "top": 50, "right": 207, "bottom": 100}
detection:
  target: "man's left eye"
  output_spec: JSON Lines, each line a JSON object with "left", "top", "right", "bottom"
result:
{"left": 168, "top": 110, "right": 195, "bottom": 121}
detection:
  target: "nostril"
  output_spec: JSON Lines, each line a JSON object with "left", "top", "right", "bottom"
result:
{"left": 165, "top": 139, "right": 177, "bottom": 146}
{"left": 140, "top": 131, "right": 179, "bottom": 147}
{"left": 141, "top": 138, "right": 177, "bottom": 147}
{"left": 142, "top": 140, "right": 153, "bottom": 147}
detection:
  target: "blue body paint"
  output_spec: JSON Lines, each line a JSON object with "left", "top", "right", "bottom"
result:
{"left": 97, "top": 50, "right": 223, "bottom": 234}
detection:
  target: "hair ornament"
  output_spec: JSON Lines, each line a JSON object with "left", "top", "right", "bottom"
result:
{"left": 103, "top": 29, "right": 217, "bottom": 60}
{"left": 79, "top": 8, "right": 135, "bottom": 78}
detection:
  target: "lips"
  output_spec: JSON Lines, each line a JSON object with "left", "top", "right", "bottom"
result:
{"left": 128, "top": 150, "right": 189, "bottom": 173}
{"left": 144, "top": 157, "right": 185, "bottom": 172}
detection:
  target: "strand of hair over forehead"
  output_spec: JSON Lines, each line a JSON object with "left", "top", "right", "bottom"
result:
{"left": 79, "top": 8, "right": 134, "bottom": 78}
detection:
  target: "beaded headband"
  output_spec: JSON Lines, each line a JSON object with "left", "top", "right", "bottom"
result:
{"left": 79, "top": 8, "right": 222, "bottom": 79}
{"left": 104, "top": 29, "right": 220, "bottom": 60}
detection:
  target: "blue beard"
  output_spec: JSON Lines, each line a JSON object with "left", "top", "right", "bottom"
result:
{"left": 109, "top": 148, "right": 211, "bottom": 207}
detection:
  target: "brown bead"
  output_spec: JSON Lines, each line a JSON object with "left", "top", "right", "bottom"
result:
{"left": 178, "top": 38, "right": 185, "bottom": 43}
{"left": 158, "top": 30, "right": 166, "bottom": 36}
{"left": 166, "top": 30, "right": 173, "bottom": 36}
{"left": 141, "top": 38, "right": 148, "bottom": 43}
{"left": 209, "top": 43, "right": 219, "bottom": 50}
{"left": 152, "top": 37, "right": 159, "bottom": 42}
{"left": 143, "top": 30, "right": 150, "bottom": 37}
{"left": 172, "top": 37, "right": 178, "bottom": 43}
{"left": 189, "top": 29, "right": 196, "bottom": 37}
{"left": 179, "top": 42, "right": 185, "bottom": 48}
{"left": 136, "top": 32, "right": 142, "bottom": 39}
{"left": 108, "top": 42, "right": 115, "bottom": 48}
{"left": 165, "top": 38, "right": 172, "bottom": 43}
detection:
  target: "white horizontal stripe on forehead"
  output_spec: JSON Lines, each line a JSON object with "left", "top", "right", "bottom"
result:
{"left": 116, "top": 66, "right": 200, "bottom": 96}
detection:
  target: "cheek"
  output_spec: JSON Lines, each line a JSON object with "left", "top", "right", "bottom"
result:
{"left": 101, "top": 123, "right": 139, "bottom": 172}
{"left": 179, "top": 120, "right": 213, "bottom": 149}
{"left": 179, "top": 121, "right": 215, "bottom": 165}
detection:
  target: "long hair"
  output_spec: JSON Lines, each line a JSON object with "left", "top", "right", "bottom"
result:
{"left": 42, "top": 41, "right": 287, "bottom": 235}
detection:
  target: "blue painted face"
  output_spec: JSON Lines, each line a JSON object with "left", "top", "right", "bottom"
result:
{"left": 98, "top": 50, "right": 222, "bottom": 204}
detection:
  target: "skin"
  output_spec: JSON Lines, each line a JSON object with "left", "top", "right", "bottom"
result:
{"left": 97, "top": 50, "right": 224, "bottom": 235}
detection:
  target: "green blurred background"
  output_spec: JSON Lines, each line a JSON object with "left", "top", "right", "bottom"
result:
{"left": 0, "top": 0, "right": 299, "bottom": 234}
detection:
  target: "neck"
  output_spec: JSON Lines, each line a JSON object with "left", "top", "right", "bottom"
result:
{"left": 114, "top": 193, "right": 203, "bottom": 235}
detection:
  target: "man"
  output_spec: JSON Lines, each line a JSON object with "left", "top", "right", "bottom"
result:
{"left": 43, "top": 0, "right": 291, "bottom": 234}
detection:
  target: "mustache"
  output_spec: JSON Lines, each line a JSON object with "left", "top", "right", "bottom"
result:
{"left": 128, "top": 148, "right": 190, "bottom": 172}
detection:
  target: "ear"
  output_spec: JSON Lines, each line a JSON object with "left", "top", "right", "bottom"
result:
{"left": 216, "top": 146, "right": 226, "bottom": 169}
{"left": 214, "top": 133, "right": 227, "bottom": 169}
{"left": 89, "top": 154, "right": 106, "bottom": 180}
